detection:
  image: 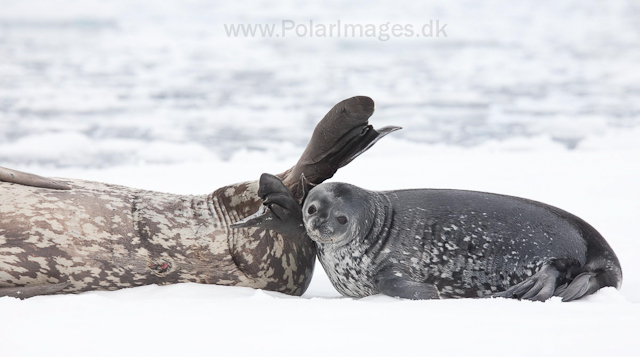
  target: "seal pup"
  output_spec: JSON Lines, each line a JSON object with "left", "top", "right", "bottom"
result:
{"left": 0, "top": 96, "right": 400, "bottom": 298}
{"left": 237, "top": 175, "right": 622, "bottom": 302}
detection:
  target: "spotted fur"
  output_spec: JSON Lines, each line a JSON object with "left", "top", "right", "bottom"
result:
{"left": 303, "top": 183, "right": 622, "bottom": 301}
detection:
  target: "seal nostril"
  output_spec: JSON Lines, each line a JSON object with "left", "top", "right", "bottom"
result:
{"left": 308, "top": 205, "right": 317, "bottom": 215}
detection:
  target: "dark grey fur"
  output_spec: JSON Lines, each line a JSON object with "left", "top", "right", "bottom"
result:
{"left": 242, "top": 177, "right": 622, "bottom": 302}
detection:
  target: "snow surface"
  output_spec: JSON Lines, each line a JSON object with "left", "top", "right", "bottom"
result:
{"left": 2, "top": 142, "right": 640, "bottom": 357}
{"left": 1, "top": 0, "right": 640, "bottom": 356}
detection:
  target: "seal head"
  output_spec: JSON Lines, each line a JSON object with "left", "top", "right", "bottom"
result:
{"left": 302, "top": 183, "right": 375, "bottom": 247}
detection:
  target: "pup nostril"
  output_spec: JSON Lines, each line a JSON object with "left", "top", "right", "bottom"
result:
{"left": 307, "top": 205, "right": 317, "bottom": 215}
{"left": 311, "top": 218, "right": 324, "bottom": 230}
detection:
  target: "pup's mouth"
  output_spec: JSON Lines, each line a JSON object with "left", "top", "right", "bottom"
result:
{"left": 306, "top": 228, "right": 336, "bottom": 244}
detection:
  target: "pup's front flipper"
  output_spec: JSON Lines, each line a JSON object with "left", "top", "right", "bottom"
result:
{"left": 0, "top": 282, "right": 70, "bottom": 299}
{"left": 375, "top": 268, "right": 441, "bottom": 300}
{"left": 231, "top": 173, "right": 305, "bottom": 238}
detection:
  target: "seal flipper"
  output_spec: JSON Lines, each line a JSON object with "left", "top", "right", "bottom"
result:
{"left": 492, "top": 263, "right": 561, "bottom": 302}
{"left": 0, "top": 282, "right": 70, "bottom": 299}
{"left": 556, "top": 272, "right": 598, "bottom": 302}
{"left": 231, "top": 174, "right": 306, "bottom": 238}
{"left": 375, "top": 269, "right": 441, "bottom": 300}
{"left": 283, "top": 96, "right": 401, "bottom": 195}
{"left": 492, "top": 257, "right": 615, "bottom": 302}
{"left": 322, "top": 124, "right": 401, "bottom": 170}
{"left": 0, "top": 166, "right": 71, "bottom": 190}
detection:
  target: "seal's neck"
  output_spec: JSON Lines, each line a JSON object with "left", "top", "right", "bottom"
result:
{"left": 360, "top": 191, "right": 393, "bottom": 259}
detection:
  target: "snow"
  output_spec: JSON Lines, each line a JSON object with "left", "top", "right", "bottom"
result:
{"left": 1, "top": 284, "right": 638, "bottom": 356}
{"left": 2, "top": 140, "right": 640, "bottom": 356}
{"left": 1, "top": 0, "right": 640, "bottom": 356}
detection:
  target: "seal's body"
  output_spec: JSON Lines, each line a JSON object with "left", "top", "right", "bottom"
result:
{"left": 0, "top": 96, "right": 400, "bottom": 298}
{"left": 240, "top": 176, "right": 622, "bottom": 302}
{"left": 0, "top": 178, "right": 306, "bottom": 294}
{"left": 304, "top": 184, "right": 622, "bottom": 301}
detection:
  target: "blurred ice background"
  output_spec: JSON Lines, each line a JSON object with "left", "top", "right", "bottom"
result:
{"left": 1, "top": 1, "right": 640, "bottom": 356}
{"left": 1, "top": 0, "right": 639, "bottom": 167}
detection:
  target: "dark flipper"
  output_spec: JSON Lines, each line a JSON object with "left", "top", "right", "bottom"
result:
{"left": 231, "top": 174, "right": 306, "bottom": 238}
{"left": 0, "top": 282, "right": 70, "bottom": 299}
{"left": 227, "top": 97, "right": 397, "bottom": 296}
{"left": 494, "top": 255, "right": 622, "bottom": 302}
{"left": 282, "top": 96, "right": 401, "bottom": 197}
{"left": 555, "top": 221, "right": 622, "bottom": 301}
{"left": 0, "top": 166, "right": 71, "bottom": 190}
{"left": 375, "top": 268, "right": 441, "bottom": 300}
{"left": 556, "top": 272, "right": 600, "bottom": 302}
{"left": 492, "top": 264, "right": 560, "bottom": 302}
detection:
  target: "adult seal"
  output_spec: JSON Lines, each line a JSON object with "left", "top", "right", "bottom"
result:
{"left": 0, "top": 96, "right": 400, "bottom": 299}
{"left": 236, "top": 175, "right": 622, "bottom": 302}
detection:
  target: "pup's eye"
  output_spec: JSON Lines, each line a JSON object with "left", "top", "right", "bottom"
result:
{"left": 307, "top": 205, "right": 317, "bottom": 215}
{"left": 337, "top": 216, "right": 348, "bottom": 225}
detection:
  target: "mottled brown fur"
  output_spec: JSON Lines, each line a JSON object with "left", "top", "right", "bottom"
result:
{"left": 0, "top": 176, "right": 314, "bottom": 295}
{"left": 0, "top": 96, "right": 398, "bottom": 297}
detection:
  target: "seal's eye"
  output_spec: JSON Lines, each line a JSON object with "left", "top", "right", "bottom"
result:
{"left": 337, "top": 216, "right": 348, "bottom": 225}
{"left": 307, "top": 205, "right": 317, "bottom": 215}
